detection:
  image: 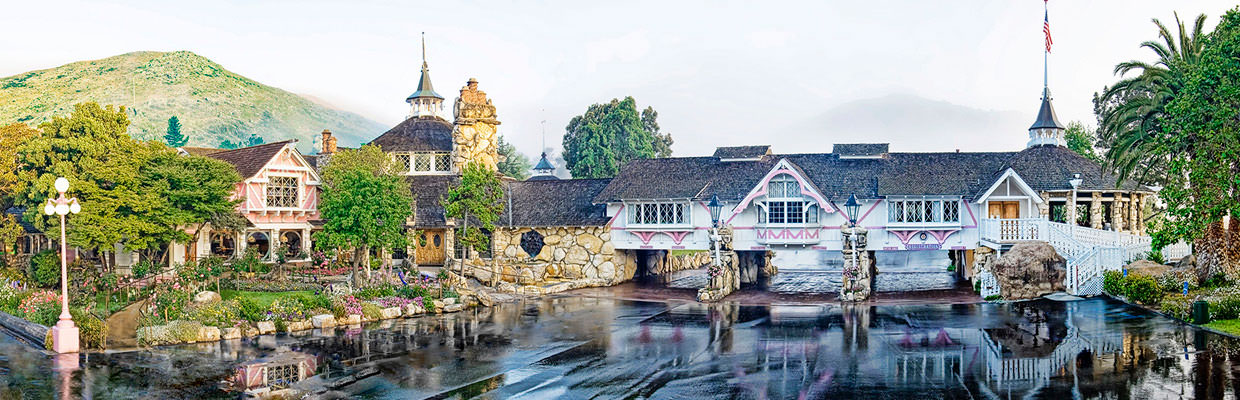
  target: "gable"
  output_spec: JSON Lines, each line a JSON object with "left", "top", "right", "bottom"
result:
{"left": 975, "top": 168, "right": 1041, "bottom": 204}
{"left": 729, "top": 159, "right": 834, "bottom": 220}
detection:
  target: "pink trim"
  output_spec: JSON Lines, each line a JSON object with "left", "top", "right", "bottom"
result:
{"left": 889, "top": 230, "right": 920, "bottom": 245}
{"left": 926, "top": 229, "right": 959, "bottom": 244}
{"left": 632, "top": 231, "right": 659, "bottom": 244}
{"left": 726, "top": 163, "right": 835, "bottom": 223}
{"left": 864, "top": 226, "right": 885, "bottom": 230}
{"left": 857, "top": 201, "right": 881, "bottom": 225}
{"left": 606, "top": 204, "right": 626, "bottom": 228}
{"left": 664, "top": 231, "right": 692, "bottom": 244}
{"left": 950, "top": 246, "right": 967, "bottom": 250}
{"left": 964, "top": 200, "right": 978, "bottom": 227}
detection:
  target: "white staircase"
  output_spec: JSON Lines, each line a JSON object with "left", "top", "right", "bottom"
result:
{"left": 978, "top": 218, "right": 1181, "bottom": 296}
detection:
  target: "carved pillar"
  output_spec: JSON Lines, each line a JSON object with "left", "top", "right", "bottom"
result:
{"left": 1090, "top": 192, "right": 1103, "bottom": 229}
{"left": 840, "top": 225, "right": 873, "bottom": 302}
{"left": 1112, "top": 194, "right": 1126, "bottom": 233}
{"left": 1065, "top": 191, "right": 1078, "bottom": 227}
{"left": 1136, "top": 194, "right": 1147, "bottom": 236}
{"left": 1128, "top": 194, "right": 1139, "bottom": 233}
{"left": 697, "top": 226, "right": 738, "bottom": 302}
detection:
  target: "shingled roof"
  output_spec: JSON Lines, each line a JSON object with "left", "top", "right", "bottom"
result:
{"left": 206, "top": 141, "right": 293, "bottom": 179}
{"left": 502, "top": 179, "right": 612, "bottom": 227}
{"left": 369, "top": 116, "right": 454, "bottom": 152}
{"left": 713, "top": 145, "right": 771, "bottom": 160}
{"left": 407, "top": 175, "right": 456, "bottom": 228}
{"left": 596, "top": 145, "right": 1151, "bottom": 205}
{"left": 833, "top": 143, "right": 889, "bottom": 158}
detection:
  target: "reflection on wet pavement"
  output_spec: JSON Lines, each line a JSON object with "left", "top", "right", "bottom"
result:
{"left": 667, "top": 268, "right": 961, "bottom": 294}
{"left": 9, "top": 295, "right": 1240, "bottom": 399}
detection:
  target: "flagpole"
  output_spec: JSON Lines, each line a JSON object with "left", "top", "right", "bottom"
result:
{"left": 1043, "top": 0, "right": 1049, "bottom": 93}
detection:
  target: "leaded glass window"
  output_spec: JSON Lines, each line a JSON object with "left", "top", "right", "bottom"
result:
{"left": 628, "top": 202, "right": 689, "bottom": 225}
{"left": 435, "top": 153, "right": 451, "bottom": 171}
{"left": 414, "top": 153, "right": 433, "bottom": 171}
{"left": 768, "top": 175, "right": 800, "bottom": 198}
{"left": 394, "top": 153, "right": 411, "bottom": 173}
{"left": 266, "top": 176, "right": 298, "bottom": 208}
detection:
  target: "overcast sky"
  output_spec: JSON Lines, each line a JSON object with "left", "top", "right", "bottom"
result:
{"left": 0, "top": 0, "right": 1231, "bottom": 158}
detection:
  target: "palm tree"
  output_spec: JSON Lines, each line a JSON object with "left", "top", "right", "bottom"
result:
{"left": 1094, "top": 13, "right": 1208, "bottom": 185}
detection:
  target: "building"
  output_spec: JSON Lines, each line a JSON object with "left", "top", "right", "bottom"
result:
{"left": 170, "top": 140, "right": 321, "bottom": 264}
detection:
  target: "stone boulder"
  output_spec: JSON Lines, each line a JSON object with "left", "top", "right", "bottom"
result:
{"left": 192, "top": 291, "right": 221, "bottom": 304}
{"left": 311, "top": 314, "right": 337, "bottom": 328}
{"left": 1125, "top": 259, "right": 1170, "bottom": 277}
{"left": 991, "top": 241, "right": 1066, "bottom": 300}
{"left": 222, "top": 327, "right": 242, "bottom": 340}
{"left": 256, "top": 321, "right": 276, "bottom": 335}
{"left": 380, "top": 307, "right": 402, "bottom": 320}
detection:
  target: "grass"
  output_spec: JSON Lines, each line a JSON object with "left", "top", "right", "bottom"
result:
{"left": 220, "top": 290, "right": 314, "bottom": 308}
{"left": 1205, "top": 319, "right": 1240, "bottom": 336}
{"left": 670, "top": 250, "right": 706, "bottom": 256}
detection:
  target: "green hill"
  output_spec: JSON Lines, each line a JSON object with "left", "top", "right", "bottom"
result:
{"left": 0, "top": 51, "right": 383, "bottom": 152}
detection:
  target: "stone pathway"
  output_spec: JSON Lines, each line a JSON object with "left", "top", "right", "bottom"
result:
{"left": 104, "top": 300, "right": 146, "bottom": 349}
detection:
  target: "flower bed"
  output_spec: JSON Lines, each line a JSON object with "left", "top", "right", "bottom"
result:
{"left": 1105, "top": 268, "right": 1240, "bottom": 337}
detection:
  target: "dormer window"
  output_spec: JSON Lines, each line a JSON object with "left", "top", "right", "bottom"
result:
{"left": 266, "top": 176, "right": 299, "bottom": 208}
{"left": 394, "top": 152, "right": 452, "bottom": 175}
{"left": 758, "top": 175, "right": 820, "bottom": 225}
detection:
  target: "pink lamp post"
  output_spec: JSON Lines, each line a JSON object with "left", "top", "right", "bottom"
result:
{"left": 42, "top": 177, "right": 80, "bottom": 354}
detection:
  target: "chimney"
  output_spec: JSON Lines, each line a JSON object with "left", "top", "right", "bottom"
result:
{"left": 320, "top": 129, "right": 337, "bottom": 154}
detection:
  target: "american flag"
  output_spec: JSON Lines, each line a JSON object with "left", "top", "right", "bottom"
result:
{"left": 1043, "top": 5, "right": 1053, "bottom": 53}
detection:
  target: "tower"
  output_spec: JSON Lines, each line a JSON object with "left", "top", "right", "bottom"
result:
{"left": 531, "top": 152, "right": 557, "bottom": 179}
{"left": 451, "top": 78, "right": 501, "bottom": 171}
{"left": 407, "top": 33, "right": 444, "bottom": 119}
{"left": 1027, "top": 87, "right": 1066, "bottom": 147}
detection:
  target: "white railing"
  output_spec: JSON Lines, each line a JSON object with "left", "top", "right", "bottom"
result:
{"left": 1066, "top": 246, "right": 1126, "bottom": 296}
{"left": 979, "top": 270, "right": 1000, "bottom": 298}
{"left": 1162, "top": 241, "right": 1192, "bottom": 262}
{"left": 979, "top": 218, "right": 1046, "bottom": 243}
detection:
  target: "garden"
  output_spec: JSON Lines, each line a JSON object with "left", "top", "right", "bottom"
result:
{"left": 1103, "top": 264, "right": 1240, "bottom": 336}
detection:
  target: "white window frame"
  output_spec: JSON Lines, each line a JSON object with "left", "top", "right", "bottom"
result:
{"left": 887, "top": 197, "right": 962, "bottom": 226}
{"left": 265, "top": 174, "right": 300, "bottom": 209}
{"left": 397, "top": 151, "right": 454, "bottom": 175}
{"left": 758, "top": 174, "right": 820, "bottom": 227}
{"left": 626, "top": 201, "right": 691, "bottom": 228}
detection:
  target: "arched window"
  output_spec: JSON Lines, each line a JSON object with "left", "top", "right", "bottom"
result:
{"left": 210, "top": 233, "right": 236, "bottom": 257}
{"left": 246, "top": 232, "right": 270, "bottom": 257}
{"left": 761, "top": 174, "right": 817, "bottom": 225}
{"left": 281, "top": 231, "right": 302, "bottom": 255}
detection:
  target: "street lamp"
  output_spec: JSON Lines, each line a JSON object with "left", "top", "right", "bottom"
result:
{"left": 844, "top": 194, "right": 861, "bottom": 226}
{"left": 707, "top": 194, "right": 722, "bottom": 277}
{"left": 43, "top": 177, "right": 80, "bottom": 354}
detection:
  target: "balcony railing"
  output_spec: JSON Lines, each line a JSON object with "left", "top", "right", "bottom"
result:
{"left": 979, "top": 218, "right": 1046, "bottom": 243}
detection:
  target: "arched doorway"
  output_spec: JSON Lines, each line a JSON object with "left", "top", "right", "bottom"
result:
{"left": 246, "top": 232, "right": 270, "bottom": 257}
{"left": 281, "top": 231, "right": 302, "bottom": 256}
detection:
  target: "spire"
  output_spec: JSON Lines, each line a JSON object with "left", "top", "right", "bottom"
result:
{"left": 406, "top": 32, "right": 444, "bottom": 119}
{"left": 1030, "top": 88, "right": 1064, "bottom": 130}
{"left": 1028, "top": 2, "right": 1066, "bottom": 148}
{"left": 533, "top": 152, "right": 556, "bottom": 174}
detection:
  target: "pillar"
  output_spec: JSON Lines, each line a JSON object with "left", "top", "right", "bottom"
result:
{"left": 840, "top": 225, "right": 873, "bottom": 302}
{"left": 1137, "top": 194, "right": 1147, "bottom": 236}
{"left": 1090, "top": 192, "right": 1103, "bottom": 229}
{"left": 1111, "top": 194, "right": 1125, "bottom": 233}
{"left": 1039, "top": 192, "right": 1051, "bottom": 218}
{"left": 1065, "top": 191, "right": 1078, "bottom": 227}
{"left": 1127, "top": 194, "right": 1138, "bottom": 233}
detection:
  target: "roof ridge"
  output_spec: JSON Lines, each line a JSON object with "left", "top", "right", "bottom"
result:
{"left": 205, "top": 139, "right": 293, "bottom": 155}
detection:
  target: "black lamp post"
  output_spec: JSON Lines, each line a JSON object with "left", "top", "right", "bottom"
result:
{"left": 708, "top": 194, "right": 722, "bottom": 228}
{"left": 844, "top": 194, "right": 861, "bottom": 226}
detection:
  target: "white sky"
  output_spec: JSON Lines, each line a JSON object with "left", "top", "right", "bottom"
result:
{"left": 0, "top": 0, "right": 1230, "bottom": 158}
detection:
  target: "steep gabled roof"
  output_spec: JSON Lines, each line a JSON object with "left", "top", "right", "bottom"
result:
{"left": 713, "top": 145, "right": 771, "bottom": 160}
{"left": 369, "top": 116, "right": 454, "bottom": 153}
{"left": 833, "top": 143, "right": 889, "bottom": 158}
{"left": 1002, "top": 145, "right": 1150, "bottom": 192}
{"left": 406, "top": 175, "right": 456, "bottom": 228}
{"left": 206, "top": 140, "right": 295, "bottom": 179}
{"left": 179, "top": 146, "right": 223, "bottom": 157}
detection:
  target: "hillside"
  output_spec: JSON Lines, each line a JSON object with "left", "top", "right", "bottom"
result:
{"left": 0, "top": 51, "right": 383, "bottom": 152}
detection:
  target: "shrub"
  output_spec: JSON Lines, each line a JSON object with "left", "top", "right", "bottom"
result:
{"left": 1122, "top": 275, "right": 1163, "bottom": 305}
{"left": 1146, "top": 249, "right": 1165, "bottom": 265}
{"left": 293, "top": 293, "right": 332, "bottom": 311}
{"left": 361, "top": 303, "right": 382, "bottom": 320}
{"left": 187, "top": 300, "right": 240, "bottom": 327}
{"left": 423, "top": 296, "right": 435, "bottom": 310}
{"left": 1157, "top": 270, "right": 1197, "bottom": 294}
{"left": 1212, "top": 295, "right": 1240, "bottom": 320}
{"left": 354, "top": 284, "right": 396, "bottom": 300}
{"left": 18, "top": 290, "right": 60, "bottom": 326}
{"left": 236, "top": 297, "right": 265, "bottom": 322}
{"left": 131, "top": 259, "right": 157, "bottom": 279}
{"left": 270, "top": 298, "right": 309, "bottom": 321}
{"left": 983, "top": 295, "right": 1002, "bottom": 301}
{"left": 332, "top": 295, "right": 363, "bottom": 317}
{"left": 151, "top": 285, "right": 191, "bottom": 322}
{"left": 1159, "top": 294, "right": 1193, "bottom": 321}
{"left": 1205, "top": 273, "right": 1231, "bottom": 289}
{"left": 28, "top": 250, "right": 59, "bottom": 288}
{"left": 1103, "top": 270, "right": 1124, "bottom": 296}
{"left": 71, "top": 308, "right": 106, "bottom": 349}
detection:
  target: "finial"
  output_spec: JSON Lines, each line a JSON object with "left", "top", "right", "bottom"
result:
{"left": 421, "top": 32, "right": 426, "bottom": 64}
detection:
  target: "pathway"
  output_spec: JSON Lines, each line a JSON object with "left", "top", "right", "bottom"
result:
{"left": 104, "top": 300, "right": 146, "bottom": 349}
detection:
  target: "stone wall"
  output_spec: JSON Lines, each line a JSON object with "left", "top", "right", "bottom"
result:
{"left": 840, "top": 226, "right": 874, "bottom": 302}
{"left": 698, "top": 226, "right": 740, "bottom": 302}
{"left": 452, "top": 79, "right": 501, "bottom": 172}
{"left": 462, "top": 226, "right": 636, "bottom": 286}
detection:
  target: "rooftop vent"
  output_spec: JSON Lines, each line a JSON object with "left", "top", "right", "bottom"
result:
{"left": 833, "top": 143, "right": 889, "bottom": 159}
{"left": 713, "top": 145, "right": 771, "bottom": 162}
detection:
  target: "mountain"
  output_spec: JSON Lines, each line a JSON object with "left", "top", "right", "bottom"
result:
{"left": 786, "top": 93, "right": 1030, "bottom": 153}
{"left": 0, "top": 51, "right": 383, "bottom": 153}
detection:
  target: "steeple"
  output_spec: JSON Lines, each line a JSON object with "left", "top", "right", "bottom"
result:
{"left": 532, "top": 152, "right": 557, "bottom": 178}
{"left": 1027, "top": 1, "right": 1065, "bottom": 148}
{"left": 406, "top": 33, "right": 444, "bottom": 119}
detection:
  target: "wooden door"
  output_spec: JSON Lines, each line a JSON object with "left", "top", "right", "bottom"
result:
{"left": 988, "top": 201, "right": 1020, "bottom": 219}
{"left": 414, "top": 230, "right": 446, "bottom": 265}
{"left": 187, "top": 241, "right": 197, "bottom": 263}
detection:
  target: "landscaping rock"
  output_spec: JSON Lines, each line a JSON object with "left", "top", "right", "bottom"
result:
{"left": 403, "top": 303, "right": 425, "bottom": 316}
{"left": 222, "top": 327, "right": 242, "bottom": 340}
{"left": 1126, "top": 260, "right": 1170, "bottom": 277}
{"left": 443, "top": 304, "right": 464, "bottom": 313}
{"left": 475, "top": 291, "right": 494, "bottom": 307}
{"left": 311, "top": 314, "right": 337, "bottom": 328}
{"left": 192, "top": 291, "right": 221, "bottom": 304}
{"left": 443, "top": 297, "right": 457, "bottom": 306}
{"left": 342, "top": 314, "right": 361, "bottom": 325}
{"left": 287, "top": 320, "right": 313, "bottom": 332}
{"left": 198, "top": 326, "right": 221, "bottom": 341}
{"left": 991, "top": 241, "right": 1066, "bottom": 300}
{"left": 518, "top": 268, "right": 535, "bottom": 285}
{"left": 256, "top": 321, "right": 276, "bottom": 335}
{"left": 380, "top": 307, "right": 402, "bottom": 320}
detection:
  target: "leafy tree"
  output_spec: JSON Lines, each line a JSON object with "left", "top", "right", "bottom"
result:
{"left": 563, "top": 97, "right": 670, "bottom": 178}
{"left": 219, "top": 133, "right": 264, "bottom": 149}
{"left": 1155, "top": 9, "right": 1240, "bottom": 275}
{"left": 1064, "top": 121, "right": 1101, "bottom": 162}
{"left": 0, "top": 123, "right": 37, "bottom": 265}
{"left": 164, "top": 116, "right": 187, "bottom": 147}
{"left": 442, "top": 162, "right": 504, "bottom": 270}
{"left": 315, "top": 145, "right": 413, "bottom": 279}
{"left": 139, "top": 152, "right": 242, "bottom": 254}
{"left": 496, "top": 135, "right": 531, "bottom": 180}
{"left": 1093, "top": 13, "right": 1208, "bottom": 185}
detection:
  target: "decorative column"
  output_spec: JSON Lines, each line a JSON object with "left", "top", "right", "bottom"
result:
{"left": 697, "top": 226, "right": 738, "bottom": 302}
{"left": 1112, "top": 194, "right": 1126, "bottom": 233}
{"left": 1090, "top": 192, "right": 1103, "bottom": 229}
{"left": 1127, "top": 194, "right": 1139, "bottom": 233}
{"left": 840, "top": 225, "right": 874, "bottom": 302}
{"left": 1136, "top": 194, "right": 1147, "bottom": 236}
{"left": 1065, "top": 191, "right": 1078, "bottom": 227}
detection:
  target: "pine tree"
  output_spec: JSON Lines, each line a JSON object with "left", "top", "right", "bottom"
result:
{"left": 164, "top": 116, "right": 188, "bottom": 147}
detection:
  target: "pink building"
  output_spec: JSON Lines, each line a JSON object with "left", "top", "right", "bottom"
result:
{"left": 170, "top": 140, "right": 320, "bottom": 264}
